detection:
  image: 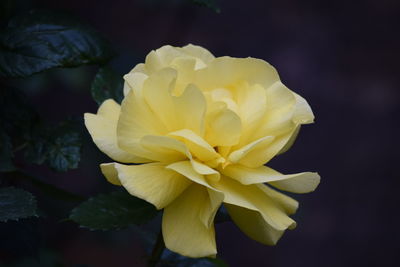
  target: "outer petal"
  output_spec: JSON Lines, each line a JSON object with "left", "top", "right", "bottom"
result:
{"left": 194, "top": 57, "right": 280, "bottom": 91}
{"left": 166, "top": 160, "right": 211, "bottom": 188}
{"left": 162, "top": 184, "right": 218, "bottom": 258}
{"left": 226, "top": 204, "right": 285, "bottom": 245}
{"left": 210, "top": 176, "right": 296, "bottom": 231}
{"left": 100, "top": 163, "right": 121, "bottom": 185}
{"left": 84, "top": 99, "right": 148, "bottom": 163}
{"left": 113, "top": 162, "right": 191, "bottom": 209}
{"left": 180, "top": 44, "right": 215, "bottom": 68}
{"left": 221, "top": 164, "right": 320, "bottom": 193}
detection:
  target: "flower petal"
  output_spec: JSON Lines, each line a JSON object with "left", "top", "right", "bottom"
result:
{"left": 166, "top": 160, "right": 211, "bottom": 188}
{"left": 194, "top": 57, "right": 280, "bottom": 91}
{"left": 228, "top": 136, "right": 274, "bottom": 165}
{"left": 169, "top": 129, "right": 219, "bottom": 162}
{"left": 210, "top": 176, "right": 296, "bottom": 231}
{"left": 226, "top": 204, "right": 285, "bottom": 245}
{"left": 114, "top": 162, "right": 191, "bottom": 209}
{"left": 140, "top": 135, "right": 190, "bottom": 163}
{"left": 162, "top": 184, "right": 218, "bottom": 258}
{"left": 100, "top": 163, "right": 121, "bottom": 185}
{"left": 84, "top": 99, "right": 148, "bottom": 163}
{"left": 257, "top": 184, "right": 298, "bottom": 215}
{"left": 222, "top": 164, "right": 320, "bottom": 193}
{"left": 181, "top": 44, "right": 215, "bottom": 68}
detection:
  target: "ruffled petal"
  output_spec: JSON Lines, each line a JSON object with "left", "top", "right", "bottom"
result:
{"left": 210, "top": 176, "right": 296, "bottom": 231}
{"left": 180, "top": 44, "right": 215, "bottom": 68}
{"left": 84, "top": 99, "right": 148, "bottom": 163}
{"left": 222, "top": 164, "right": 320, "bottom": 193}
{"left": 162, "top": 184, "right": 218, "bottom": 258}
{"left": 100, "top": 163, "right": 121, "bottom": 185}
{"left": 113, "top": 162, "right": 191, "bottom": 209}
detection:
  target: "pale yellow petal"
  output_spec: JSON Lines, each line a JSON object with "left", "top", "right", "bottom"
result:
{"left": 169, "top": 129, "right": 219, "bottom": 162}
{"left": 205, "top": 107, "right": 242, "bottom": 147}
{"left": 190, "top": 160, "right": 220, "bottom": 182}
{"left": 228, "top": 136, "right": 274, "bottom": 165}
{"left": 84, "top": 99, "right": 148, "bottom": 163}
{"left": 257, "top": 184, "right": 298, "bottom": 215}
{"left": 210, "top": 176, "right": 296, "bottom": 231}
{"left": 99, "top": 163, "right": 121, "bottom": 186}
{"left": 194, "top": 57, "right": 280, "bottom": 91}
{"left": 114, "top": 162, "right": 191, "bottom": 209}
{"left": 123, "top": 72, "right": 148, "bottom": 96}
{"left": 200, "top": 188, "right": 224, "bottom": 228}
{"left": 162, "top": 184, "right": 217, "bottom": 258}
{"left": 181, "top": 44, "right": 215, "bottom": 68}
{"left": 293, "top": 93, "right": 315, "bottom": 124}
{"left": 222, "top": 164, "right": 320, "bottom": 193}
{"left": 226, "top": 204, "right": 285, "bottom": 245}
{"left": 277, "top": 125, "right": 300, "bottom": 155}
{"left": 166, "top": 160, "right": 211, "bottom": 188}
{"left": 140, "top": 135, "right": 190, "bottom": 163}
{"left": 142, "top": 68, "right": 179, "bottom": 131}
{"left": 173, "top": 84, "right": 206, "bottom": 136}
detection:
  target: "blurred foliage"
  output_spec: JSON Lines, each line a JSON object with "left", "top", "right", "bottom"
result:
{"left": 69, "top": 191, "right": 159, "bottom": 230}
{"left": 0, "top": 187, "right": 37, "bottom": 222}
{"left": 0, "top": 2, "right": 227, "bottom": 266}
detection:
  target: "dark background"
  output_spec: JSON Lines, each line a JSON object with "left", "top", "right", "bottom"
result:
{"left": 3, "top": 0, "right": 400, "bottom": 266}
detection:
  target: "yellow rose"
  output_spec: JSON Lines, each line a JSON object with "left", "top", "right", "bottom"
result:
{"left": 84, "top": 44, "right": 320, "bottom": 258}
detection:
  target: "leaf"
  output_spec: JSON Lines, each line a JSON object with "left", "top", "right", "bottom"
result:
{"left": 0, "top": 130, "right": 15, "bottom": 172}
{"left": 24, "top": 120, "right": 82, "bottom": 172}
{"left": 0, "top": 9, "right": 115, "bottom": 78}
{"left": 91, "top": 66, "right": 124, "bottom": 105}
{"left": 190, "top": 0, "right": 220, "bottom": 13}
{"left": 161, "top": 249, "right": 228, "bottom": 267}
{"left": 69, "top": 191, "right": 158, "bottom": 230}
{"left": 0, "top": 187, "right": 38, "bottom": 222}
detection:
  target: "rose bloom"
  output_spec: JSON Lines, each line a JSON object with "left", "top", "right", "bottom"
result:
{"left": 84, "top": 44, "right": 320, "bottom": 258}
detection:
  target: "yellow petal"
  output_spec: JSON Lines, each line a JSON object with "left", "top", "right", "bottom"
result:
{"left": 222, "top": 164, "right": 320, "bottom": 193}
{"left": 257, "top": 184, "right": 298, "bottom": 215}
{"left": 205, "top": 106, "right": 242, "bottom": 147}
{"left": 162, "top": 184, "right": 217, "bottom": 258}
{"left": 114, "top": 162, "right": 191, "bottom": 209}
{"left": 293, "top": 92, "right": 315, "bottom": 124}
{"left": 169, "top": 129, "right": 219, "bottom": 162}
{"left": 123, "top": 72, "right": 148, "bottom": 96}
{"left": 228, "top": 136, "right": 274, "bottom": 165}
{"left": 166, "top": 160, "right": 211, "bottom": 188}
{"left": 100, "top": 163, "right": 121, "bottom": 185}
{"left": 210, "top": 176, "right": 296, "bottom": 231}
{"left": 142, "top": 68, "right": 179, "bottom": 131}
{"left": 173, "top": 84, "right": 206, "bottom": 136}
{"left": 277, "top": 125, "right": 300, "bottom": 155}
{"left": 194, "top": 57, "right": 279, "bottom": 91}
{"left": 140, "top": 135, "right": 190, "bottom": 163}
{"left": 226, "top": 204, "right": 285, "bottom": 245}
{"left": 84, "top": 99, "right": 148, "bottom": 163}
{"left": 181, "top": 44, "right": 215, "bottom": 69}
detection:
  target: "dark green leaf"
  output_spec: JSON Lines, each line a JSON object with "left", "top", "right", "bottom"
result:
{"left": 0, "top": 130, "right": 15, "bottom": 172}
{"left": 0, "top": 187, "right": 38, "bottom": 222}
{"left": 70, "top": 191, "right": 158, "bottom": 230}
{"left": 0, "top": 9, "right": 115, "bottom": 78}
{"left": 24, "top": 120, "right": 82, "bottom": 172}
{"left": 190, "top": 0, "right": 220, "bottom": 13}
{"left": 91, "top": 66, "right": 124, "bottom": 105}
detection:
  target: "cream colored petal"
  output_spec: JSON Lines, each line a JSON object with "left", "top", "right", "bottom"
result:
{"left": 169, "top": 129, "right": 219, "bottom": 162}
{"left": 277, "top": 125, "right": 300, "bottom": 155}
{"left": 228, "top": 136, "right": 274, "bottom": 164}
{"left": 162, "top": 184, "right": 217, "bottom": 258}
{"left": 117, "top": 86, "right": 167, "bottom": 159}
{"left": 84, "top": 99, "right": 148, "bottom": 163}
{"left": 114, "top": 162, "right": 191, "bottom": 209}
{"left": 140, "top": 135, "right": 190, "bottom": 163}
{"left": 181, "top": 44, "right": 215, "bottom": 68}
{"left": 142, "top": 68, "right": 179, "bottom": 131}
{"left": 166, "top": 160, "right": 211, "bottom": 188}
{"left": 257, "top": 184, "right": 298, "bottom": 215}
{"left": 293, "top": 93, "right": 315, "bottom": 124}
{"left": 205, "top": 107, "right": 242, "bottom": 147}
{"left": 99, "top": 163, "right": 121, "bottom": 186}
{"left": 210, "top": 176, "right": 296, "bottom": 231}
{"left": 200, "top": 188, "right": 224, "bottom": 228}
{"left": 226, "top": 204, "right": 285, "bottom": 245}
{"left": 173, "top": 84, "right": 206, "bottom": 136}
{"left": 194, "top": 57, "right": 280, "bottom": 91}
{"left": 123, "top": 72, "right": 148, "bottom": 96}
{"left": 269, "top": 172, "right": 320, "bottom": 194}
{"left": 221, "top": 164, "right": 320, "bottom": 193}
{"left": 190, "top": 160, "right": 220, "bottom": 182}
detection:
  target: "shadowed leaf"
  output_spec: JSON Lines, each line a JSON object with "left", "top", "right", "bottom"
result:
{"left": 0, "top": 187, "right": 38, "bottom": 222}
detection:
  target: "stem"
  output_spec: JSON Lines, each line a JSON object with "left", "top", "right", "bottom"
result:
{"left": 147, "top": 230, "right": 165, "bottom": 267}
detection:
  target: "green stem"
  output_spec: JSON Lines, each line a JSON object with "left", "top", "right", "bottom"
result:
{"left": 147, "top": 230, "right": 165, "bottom": 267}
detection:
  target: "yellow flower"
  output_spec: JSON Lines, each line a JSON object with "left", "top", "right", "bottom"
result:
{"left": 84, "top": 44, "right": 320, "bottom": 258}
